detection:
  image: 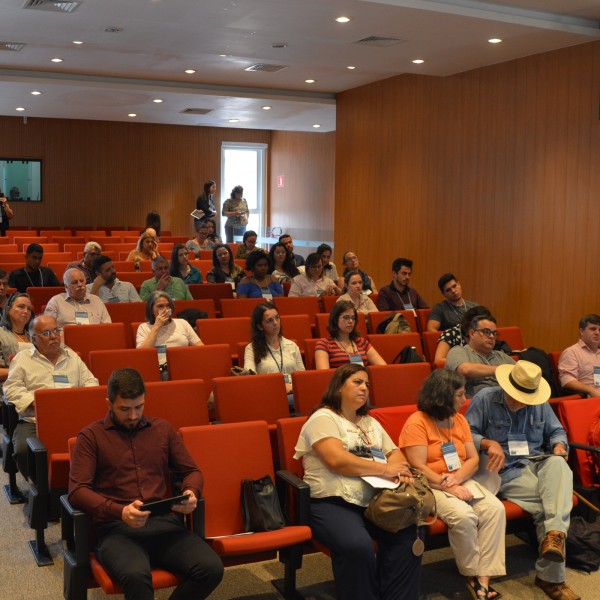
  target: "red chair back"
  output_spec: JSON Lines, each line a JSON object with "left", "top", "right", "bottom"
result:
{"left": 277, "top": 417, "right": 307, "bottom": 477}
{"left": 291, "top": 369, "right": 335, "bottom": 415}
{"left": 370, "top": 405, "right": 418, "bottom": 445}
{"left": 220, "top": 297, "right": 265, "bottom": 318}
{"left": 63, "top": 323, "right": 128, "bottom": 366}
{"left": 422, "top": 330, "right": 443, "bottom": 363}
{"left": 366, "top": 333, "right": 424, "bottom": 363}
{"left": 89, "top": 348, "right": 162, "bottom": 384}
{"left": 172, "top": 299, "right": 216, "bottom": 318}
{"left": 280, "top": 314, "right": 313, "bottom": 342}
{"left": 416, "top": 308, "right": 431, "bottom": 333}
{"left": 196, "top": 317, "right": 250, "bottom": 361}
{"left": 497, "top": 326, "right": 525, "bottom": 352}
{"left": 369, "top": 310, "right": 417, "bottom": 334}
{"left": 368, "top": 363, "right": 431, "bottom": 407}
{"left": 26, "top": 286, "right": 65, "bottom": 314}
{"left": 273, "top": 296, "right": 321, "bottom": 319}
{"left": 166, "top": 344, "right": 232, "bottom": 384}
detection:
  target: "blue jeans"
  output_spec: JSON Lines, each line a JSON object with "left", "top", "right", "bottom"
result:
{"left": 225, "top": 224, "right": 246, "bottom": 243}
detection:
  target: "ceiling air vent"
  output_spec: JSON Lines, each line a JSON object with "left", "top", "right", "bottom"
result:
{"left": 354, "top": 36, "right": 404, "bottom": 47}
{"left": 22, "top": 0, "right": 80, "bottom": 13}
{"left": 0, "top": 43, "right": 25, "bottom": 51}
{"left": 245, "top": 63, "right": 287, "bottom": 73}
{"left": 180, "top": 108, "right": 213, "bottom": 115}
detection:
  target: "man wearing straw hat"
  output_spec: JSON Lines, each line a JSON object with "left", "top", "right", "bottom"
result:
{"left": 465, "top": 361, "right": 579, "bottom": 600}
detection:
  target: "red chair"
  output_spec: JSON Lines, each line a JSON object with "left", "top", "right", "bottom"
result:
{"left": 105, "top": 301, "right": 147, "bottom": 327}
{"left": 274, "top": 296, "right": 322, "bottom": 320}
{"left": 366, "top": 333, "right": 424, "bottom": 364}
{"left": 280, "top": 314, "right": 313, "bottom": 342}
{"left": 368, "top": 363, "right": 431, "bottom": 407}
{"left": 369, "top": 404, "right": 418, "bottom": 445}
{"left": 63, "top": 323, "right": 128, "bottom": 366}
{"left": 89, "top": 348, "right": 161, "bottom": 384}
{"left": 14, "top": 236, "right": 48, "bottom": 249}
{"left": 416, "top": 308, "right": 431, "bottom": 333}
{"left": 26, "top": 286, "right": 64, "bottom": 314}
{"left": 196, "top": 317, "right": 250, "bottom": 363}
{"left": 117, "top": 271, "right": 151, "bottom": 290}
{"left": 422, "top": 330, "right": 443, "bottom": 364}
{"left": 220, "top": 297, "right": 265, "bottom": 317}
{"left": 166, "top": 344, "right": 232, "bottom": 385}
{"left": 179, "top": 421, "right": 311, "bottom": 597}
{"left": 291, "top": 369, "right": 335, "bottom": 415}
{"left": 0, "top": 243, "right": 18, "bottom": 252}
{"left": 497, "top": 326, "right": 525, "bottom": 352}
{"left": 46, "top": 262, "right": 71, "bottom": 279}
{"left": 38, "top": 243, "right": 61, "bottom": 253}
{"left": 315, "top": 312, "right": 367, "bottom": 338}
{"left": 41, "top": 252, "right": 76, "bottom": 263}
{"left": 188, "top": 283, "right": 234, "bottom": 312}
{"left": 172, "top": 298, "right": 216, "bottom": 318}
{"left": 369, "top": 310, "right": 417, "bottom": 334}
{"left": 111, "top": 260, "right": 137, "bottom": 272}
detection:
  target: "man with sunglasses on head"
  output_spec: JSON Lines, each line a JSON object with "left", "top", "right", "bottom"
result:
{"left": 445, "top": 314, "right": 515, "bottom": 397}
{"left": 4, "top": 315, "right": 98, "bottom": 475}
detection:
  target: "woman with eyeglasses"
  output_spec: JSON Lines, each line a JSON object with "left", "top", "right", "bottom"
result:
{"left": 399, "top": 368, "right": 505, "bottom": 600}
{"left": 186, "top": 220, "right": 217, "bottom": 258}
{"left": 169, "top": 244, "right": 202, "bottom": 285}
{"left": 235, "top": 230, "right": 266, "bottom": 260}
{"left": 268, "top": 242, "right": 300, "bottom": 283}
{"left": 0, "top": 292, "right": 34, "bottom": 381}
{"left": 236, "top": 251, "right": 283, "bottom": 300}
{"left": 244, "top": 303, "right": 304, "bottom": 405}
{"left": 288, "top": 252, "right": 341, "bottom": 298}
{"left": 206, "top": 244, "right": 244, "bottom": 288}
{"left": 294, "top": 363, "right": 422, "bottom": 600}
{"left": 342, "top": 250, "right": 377, "bottom": 294}
{"left": 315, "top": 301, "right": 385, "bottom": 370}
{"left": 336, "top": 272, "right": 378, "bottom": 313}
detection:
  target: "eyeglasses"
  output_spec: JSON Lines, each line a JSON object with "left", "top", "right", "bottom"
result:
{"left": 474, "top": 328, "right": 499, "bottom": 338}
{"left": 341, "top": 315, "right": 356, "bottom": 322}
{"left": 34, "top": 328, "right": 62, "bottom": 338}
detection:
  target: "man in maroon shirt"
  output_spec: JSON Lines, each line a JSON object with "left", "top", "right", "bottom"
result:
{"left": 68, "top": 368, "right": 223, "bottom": 600}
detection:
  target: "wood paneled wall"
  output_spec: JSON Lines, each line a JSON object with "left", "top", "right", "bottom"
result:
{"left": 336, "top": 41, "right": 600, "bottom": 352}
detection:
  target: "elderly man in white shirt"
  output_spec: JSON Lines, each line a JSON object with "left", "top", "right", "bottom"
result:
{"left": 5, "top": 315, "right": 99, "bottom": 474}
{"left": 44, "top": 268, "right": 111, "bottom": 327}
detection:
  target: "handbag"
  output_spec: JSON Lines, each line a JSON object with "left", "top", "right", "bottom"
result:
{"left": 241, "top": 474, "right": 285, "bottom": 532}
{"left": 364, "top": 472, "right": 437, "bottom": 533}
{"left": 230, "top": 366, "right": 256, "bottom": 376}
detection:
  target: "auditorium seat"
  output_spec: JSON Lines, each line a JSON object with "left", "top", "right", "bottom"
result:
{"left": 26, "top": 286, "right": 64, "bottom": 314}
{"left": 89, "top": 348, "right": 162, "bottom": 384}
{"left": 220, "top": 297, "right": 265, "bottom": 317}
{"left": 366, "top": 332, "right": 424, "bottom": 364}
{"left": 422, "top": 330, "right": 443, "bottom": 363}
{"left": 369, "top": 310, "right": 417, "bottom": 334}
{"left": 196, "top": 317, "right": 250, "bottom": 363}
{"left": 291, "top": 369, "right": 335, "bottom": 415}
{"left": 166, "top": 344, "right": 232, "bottom": 385}
{"left": 368, "top": 363, "right": 432, "bottom": 408}
{"left": 63, "top": 322, "right": 129, "bottom": 365}
{"left": 416, "top": 308, "right": 431, "bottom": 333}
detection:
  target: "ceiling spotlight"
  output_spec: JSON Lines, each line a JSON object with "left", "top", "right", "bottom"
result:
{"left": 335, "top": 16, "right": 351, "bottom": 23}
{"left": 153, "top": 99, "right": 163, "bottom": 103}
{"left": 51, "top": 57, "right": 63, "bottom": 63}
{"left": 128, "top": 113, "right": 137, "bottom": 117}
{"left": 16, "top": 107, "right": 25, "bottom": 112}
{"left": 347, "top": 66, "right": 356, "bottom": 70}
{"left": 219, "top": 54, "right": 227, "bottom": 57}
{"left": 228, "top": 119, "right": 239, "bottom": 123}
{"left": 104, "top": 27, "right": 123, "bottom": 33}
{"left": 313, "top": 124, "right": 321, "bottom": 128}
{"left": 488, "top": 38, "right": 502, "bottom": 44}
{"left": 31, "top": 91, "right": 42, "bottom": 95}
{"left": 72, "top": 40, "right": 83, "bottom": 45}
{"left": 184, "top": 69, "right": 196, "bottom": 74}
{"left": 271, "top": 42, "right": 287, "bottom": 49}
{"left": 262, "top": 106, "right": 272, "bottom": 110}
{"left": 305, "top": 79, "right": 315, "bottom": 84}
{"left": 412, "top": 59, "right": 424, "bottom": 64}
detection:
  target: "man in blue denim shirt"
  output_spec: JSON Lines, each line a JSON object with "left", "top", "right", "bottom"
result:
{"left": 466, "top": 361, "right": 578, "bottom": 600}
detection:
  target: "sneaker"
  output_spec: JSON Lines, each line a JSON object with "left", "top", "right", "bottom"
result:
{"left": 535, "top": 577, "right": 581, "bottom": 600}
{"left": 539, "top": 530, "right": 566, "bottom": 562}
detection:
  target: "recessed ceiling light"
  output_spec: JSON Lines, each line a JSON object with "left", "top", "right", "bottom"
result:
{"left": 412, "top": 59, "right": 424, "bottom": 64}
{"left": 104, "top": 27, "right": 122, "bottom": 33}
{"left": 128, "top": 113, "right": 137, "bottom": 117}
{"left": 16, "top": 107, "right": 25, "bottom": 112}
{"left": 347, "top": 66, "right": 356, "bottom": 70}
{"left": 488, "top": 38, "right": 502, "bottom": 44}
{"left": 313, "top": 124, "right": 321, "bottom": 128}
{"left": 228, "top": 119, "right": 239, "bottom": 123}
{"left": 335, "top": 16, "right": 351, "bottom": 23}
{"left": 31, "top": 91, "right": 42, "bottom": 95}
{"left": 305, "top": 79, "right": 315, "bottom": 84}
{"left": 262, "top": 106, "right": 272, "bottom": 110}
{"left": 51, "top": 57, "right": 63, "bottom": 63}
{"left": 153, "top": 99, "right": 163, "bottom": 103}
{"left": 72, "top": 40, "right": 83, "bottom": 45}
{"left": 184, "top": 69, "right": 196, "bottom": 74}
{"left": 271, "top": 42, "right": 287, "bottom": 49}
{"left": 219, "top": 54, "right": 227, "bottom": 57}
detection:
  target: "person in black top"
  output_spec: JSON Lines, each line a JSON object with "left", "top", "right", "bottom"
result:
{"left": 196, "top": 180, "right": 217, "bottom": 221}
{"left": 0, "top": 192, "right": 14, "bottom": 237}
{"left": 8, "top": 243, "right": 61, "bottom": 293}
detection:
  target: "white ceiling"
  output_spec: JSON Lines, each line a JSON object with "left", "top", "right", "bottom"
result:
{"left": 1, "top": 0, "right": 599, "bottom": 133}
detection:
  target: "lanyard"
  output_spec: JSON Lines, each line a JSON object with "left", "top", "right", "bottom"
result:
{"left": 267, "top": 343, "right": 284, "bottom": 373}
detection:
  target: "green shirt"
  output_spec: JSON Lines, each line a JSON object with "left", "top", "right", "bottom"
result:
{"left": 139, "top": 277, "right": 193, "bottom": 301}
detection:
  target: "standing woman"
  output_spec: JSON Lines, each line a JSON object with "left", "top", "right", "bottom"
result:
{"left": 237, "top": 251, "right": 283, "bottom": 300}
{"left": 0, "top": 293, "right": 34, "bottom": 381}
{"left": 196, "top": 179, "right": 218, "bottom": 222}
{"left": 169, "top": 244, "right": 202, "bottom": 285}
{"left": 268, "top": 242, "right": 300, "bottom": 283}
{"left": 294, "top": 363, "right": 422, "bottom": 600}
{"left": 222, "top": 185, "right": 249, "bottom": 243}
{"left": 244, "top": 302, "right": 304, "bottom": 405}
{"left": 206, "top": 244, "right": 244, "bottom": 288}
{"left": 288, "top": 252, "right": 340, "bottom": 297}
{"left": 0, "top": 192, "right": 14, "bottom": 237}
{"left": 399, "top": 369, "right": 506, "bottom": 600}
{"left": 337, "top": 272, "right": 378, "bottom": 313}
{"left": 315, "top": 301, "right": 385, "bottom": 370}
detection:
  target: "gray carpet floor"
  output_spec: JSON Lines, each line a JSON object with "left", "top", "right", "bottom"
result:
{"left": 1, "top": 469, "right": 597, "bottom": 599}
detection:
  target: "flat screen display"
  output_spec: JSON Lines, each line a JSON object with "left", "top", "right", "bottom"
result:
{"left": 0, "top": 158, "right": 42, "bottom": 202}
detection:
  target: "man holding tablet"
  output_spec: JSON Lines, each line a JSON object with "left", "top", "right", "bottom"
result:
{"left": 68, "top": 368, "right": 223, "bottom": 600}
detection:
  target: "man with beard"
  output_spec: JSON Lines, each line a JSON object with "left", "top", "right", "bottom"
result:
{"left": 88, "top": 255, "right": 141, "bottom": 303}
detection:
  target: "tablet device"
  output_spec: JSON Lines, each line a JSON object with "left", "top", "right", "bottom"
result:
{"left": 140, "top": 494, "right": 190, "bottom": 516}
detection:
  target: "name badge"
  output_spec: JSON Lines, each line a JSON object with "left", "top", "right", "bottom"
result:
{"left": 261, "top": 288, "right": 273, "bottom": 301}
{"left": 441, "top": 441, "right": 461, "bottom": 471}
{"left": 283, "top": 373, "right": 291, "bottom": 384}
{"left": 107, "top": 297, "right": 121, "bottom": 303}
{"left": 594, "top": 366, "right": 600, "bottom": 387}
{"left": 53, "top": 374, "right": 71, "bottom": 389}
{"left": 156, "top": 345, "right": 167, "bottom": 364}
{"left": 402, "top": 301, "right": 414, "bottom": 310}
{"left": 75, "top": 311, "right": 90, "bottom": 325}
{"left": 370, "top": 447, "right": 386, "bottom": 463}
{"left": 349, "top": 353, "right": 364, "bottom": 366}
{"left": 316, "top": 288, "right": 324, "bottom": 296}
{"left": 508, "top": 433, "right": 529, "bottom": 456}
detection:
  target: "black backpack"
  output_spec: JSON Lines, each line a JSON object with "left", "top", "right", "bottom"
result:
{"left": 513, "top": 347, "right": 561, "bottom": 398}
{"left": 392, "top": 345, "right": 425, "bottom": 364}
{"left": 566, "top": 516, "right": 600, "bottom": 572}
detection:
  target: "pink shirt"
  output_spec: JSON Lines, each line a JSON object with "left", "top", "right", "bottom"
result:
{"left": 559, "top": 339, "right": 600, "bottom": 388}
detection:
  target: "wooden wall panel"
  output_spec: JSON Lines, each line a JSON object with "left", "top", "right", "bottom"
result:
{"left": 336, "top": 41, "right": 600, "bottom": 352}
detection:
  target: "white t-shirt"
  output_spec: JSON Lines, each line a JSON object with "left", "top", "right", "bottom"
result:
{"left": 136, "top": 318, "right": 200, "bottom": 364}
{"left": 243, "top": 337, "right": 305, "bottom": 376}
{"left": 294, "top": 407, "right": 396, "bottom": 506}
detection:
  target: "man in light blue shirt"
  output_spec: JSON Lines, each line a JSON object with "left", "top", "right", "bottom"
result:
{"left": 466, "top": 361, "right": 578, "bottom": 600}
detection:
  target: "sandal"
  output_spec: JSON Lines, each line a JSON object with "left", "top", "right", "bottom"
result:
{"left": 466, "top": 578, "right": 502, "bottom": 600}
{"left": 487, "top": 584, "right": 502, "bottom": 600}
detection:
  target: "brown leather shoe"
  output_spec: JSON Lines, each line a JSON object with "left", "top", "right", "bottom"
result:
{"left": 539, "top": 530, "right": 566, "bottom": 562}
{"left": 535, "top": 577, "right": 581, "bottom": 600}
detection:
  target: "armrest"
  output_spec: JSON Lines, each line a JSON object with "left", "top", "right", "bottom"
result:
{"left": 276, "top": 469, "right": 310, "bottom": 526}
{"left": 569, "top": 441, "right": 600, "bottom": 453}
{"left": 60, "top": 495, "right": 90, "bottom": 566}
{"left": 26, "top": 436, "right": 48, "bottom": 491}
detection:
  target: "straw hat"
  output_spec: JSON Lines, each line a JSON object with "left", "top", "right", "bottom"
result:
{"left": 495, "top": 360, "right": 551, "bottom": 405}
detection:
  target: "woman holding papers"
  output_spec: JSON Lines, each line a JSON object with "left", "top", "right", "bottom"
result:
{"left": 399, "top": 369, "right": 505, "bottom": 600}
{"left": 294, "top": 364, "right": 421, "bottom": 600}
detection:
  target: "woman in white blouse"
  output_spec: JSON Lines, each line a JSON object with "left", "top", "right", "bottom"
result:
{"left": 244, "top": 302, "right": 304, "bottom": 403}
{"left": 288, "top": 253, "right": 341, "bottom": 297}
